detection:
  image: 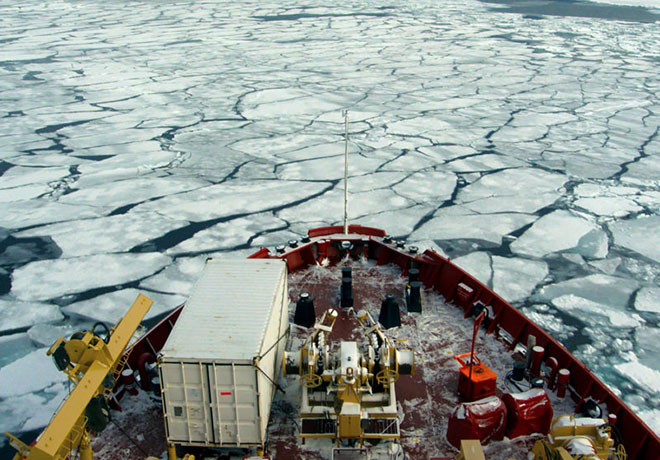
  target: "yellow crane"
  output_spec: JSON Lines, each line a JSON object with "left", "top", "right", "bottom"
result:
{"left": 4, "top": 294, "right": 153, "bottom": 460}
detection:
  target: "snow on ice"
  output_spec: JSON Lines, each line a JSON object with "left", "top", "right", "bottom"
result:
{"left": 11, "top": 253, "right": 171, "bottom": 301}
{"left": 0, "top": 300, "right": 63, "bottom": 333}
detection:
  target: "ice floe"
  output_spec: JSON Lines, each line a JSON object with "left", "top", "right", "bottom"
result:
{"left": 615, "top": 358, "right": 660, "bottom": 397}
{"left": 16, "top": 211, "right": 190, "bottom": 257}
{"left": 0, "top": 333, "right": 35, "bottom": 368}
{"left": 452, "top": 252, "right": 492, "bottom": 287}
{"left": 0, "top": 348, "right": 66, "bottom": 398}
{"left": 27, "top": 323, "right": 79, "bottom": 348}
{"left": 11, "top": 253, "right": 171, "bottom": 301}
{"left": 134, "top": 180, "right": 331, "bottom": 222}
{"left": 0, "top": 200, "right": 107, "bottom": 230}
{"left": 609, "top": 216, "right": 660, "bottom": 264}
{"left": 166, "top": 213, "right": 288, "bottom": 256}
{"left": 62, "top": 288, "right": 186, "bottom": 323}
{"left": 59, "top": 175, "right": 209, "bottom": 209}
{"left": 410, "top": 210, "right": 536, "bottom": 246}
{"left": 634, "top": 286, "right": 660, "bottom": 314}
{"left": 492, "top": 256, "right": 549, "bottom": 303}
{"left": 535, "top": 274, "right": 638, "bottom": 309}
{"left": 456, "top": 168, "right": 566, "bottom": 214}
{"left": 140, "top": 256, "right": 207, "bottom": 295}
{"left": 551, "top": 294, "right": 643, "bottom": 328}
{"left": 511, "top": 210, "right": 608, "bottom": 259}
{"left": 0, "top": 300, "right": 63, "bottom": 333}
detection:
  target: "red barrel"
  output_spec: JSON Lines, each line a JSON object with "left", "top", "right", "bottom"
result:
{"left": 446, "top": 396, "right": 507, "bottom": 448}
{"left": 502, "top": 388, "right": 553, "bottom": 439}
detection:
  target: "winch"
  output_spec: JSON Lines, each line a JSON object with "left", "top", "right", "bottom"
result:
{"left": 283, "top": 308, "right": 414, "bottom": 446}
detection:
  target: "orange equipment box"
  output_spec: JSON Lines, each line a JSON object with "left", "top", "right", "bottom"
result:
{"left": 455, "top": 353, "right": 497, "bottom": 402}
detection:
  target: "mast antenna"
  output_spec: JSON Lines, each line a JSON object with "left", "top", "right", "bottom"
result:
{"left": 343, "top": 109, "right": 349, "bottom": 234}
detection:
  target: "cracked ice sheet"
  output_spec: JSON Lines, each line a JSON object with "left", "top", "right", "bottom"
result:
{"left": 635, "top": 287, "right": 660, "bottom": 314}
{"left": 133, "top": 180, "right": 331, "bottom": 222}
{"left": 0, "top": 183, "right": 51, "bottom": 202}
{"left": 535, "top": 274, "right": 638, "bottom": 309}
{"left": 510, "top": 210, "right": 608, "bottom": 259}
{"left": 166, "top": 214, "right": 288, "bottom": 256}
{"left": 351, "top": 205, "right": 436, "bottom": 239}
{"left": 0, "top": 383, "right": 68, "bottom": 436}
{"left": 0, "top": 200, "right": 108, "bottom": 230}
{"left": 410, "top": 210, "right": 536, "bottom": 246}
{"left": 456, "top": 168, "right": 567, "bottom": 214}
{"left": 239, "top": 88, "right": 350, "bottom": 121}
{"left": 16, "top": 211, "right": 190, "bottom": 257}
{"left": 276, "top": 154, "right": 385, "bottom": 181}
{"left": 573, "top": 182, "right": 644, "bottom": 217}
{"left": 0, "top": 349, "right": 66, "bottom": 398}
{"left": 0, "top": 166, "right": 72, "bottom": 189}
{"left": 551, "top": 294, "right": 643, "bottom": 328}
{"left": 10, "top": 253, "right": 171, "bottom": 301}
{"left": 452, "top": 252, "right": 492, "bottom": 287}
{"left": 62, "top": 288, "right": 186, "bottom": 323}
{"left": 492, "top": 256, "right": 549, "bottom": 304}
{"left": 0, "top": 300, "right": 63, "bottom": 333}
{"left": 609, "top": 216, "right": 660, "bottom": 264}
{"left": 139, "top": 256, "right": 207, "bottom": 295}
{"left": 59, "top": 175, "right": 210, "bottom": 209}
{"left": 278, "top": 187, "right": 415, "bottom": 225}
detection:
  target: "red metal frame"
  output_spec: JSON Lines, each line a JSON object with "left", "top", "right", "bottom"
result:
{"left": 120, "top": 226, "right": 660, "bottom": 459}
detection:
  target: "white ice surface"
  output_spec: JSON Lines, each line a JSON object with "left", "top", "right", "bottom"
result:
{"left": 0, "top": 333, "right": 35, "bottom": 368}
{"left": 134, "top": 180, "right": 331, "bottom": 222}
{"left": 634, "top": 286, "right": 660, "bottom": 314}
{"left": 139, "top": 256, "right": 207, "bottom": 295}
{"left": 349, "top": 205, "right": 434, "bottom": 239}
{"left": 609, "top": 216, "right": 660, "bottom": 264}
{"left": 551, "top": 294, "right": 643, "bottom": 328}
{"left": 59, "top": 175, "right": 209, "bottom": 209}
{"left": 574, "top": 196, "right": 642, "bottom": 217}
{"left": 492, "top": 256, "right": 549, "bottom": 303}
{"left": 615, "top": 357, "right": 660, "bottom": 397}
{"left": 452, "top": 252, "right": 492, "bottom": 286}
{"left": 589, "top": 0, "right": 660, "bottom": 8}
{"left": 456, "top": 168, "right": 566, "bottom": 214}
{"left": 62, "top": 288, "right": 186, "bottom": 323}
{"left": 165, "top": 213, "right": 287, "bottom": 255}
{"left": 0, "top": 300, "right": 63, "bottom": 333}
{"left": 511, "top": 210, "right": 608, "bottom": 259}
{"left": 536, "top": 274, "right": 639, "bottom": 309}
{"left": 10, "top": 253, "right": 171, "bottom": 301}
{"left": 0, "top": 200, "right": 107, "bottom": 229}
{"left": 0, "top": 348, "right": 66, "bottom": 398}
{"left": 27, "top": 323, "right": 78, "bottom": 348}
{"left": 410, "top": 210, "right": 536, "bottom": 245}
{"left": 16, "top": 211, "right": 190, "bottom": 257}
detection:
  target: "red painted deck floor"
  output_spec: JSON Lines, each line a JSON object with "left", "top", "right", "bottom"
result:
{"left": 95, "top": 259, "right": 572, "bottom": 460}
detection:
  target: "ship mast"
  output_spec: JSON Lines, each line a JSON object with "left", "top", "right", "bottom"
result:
{"left": 343, "top": 109, "right": 349, "bottom": 235}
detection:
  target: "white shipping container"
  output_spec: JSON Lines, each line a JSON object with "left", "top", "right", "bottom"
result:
{"left": 159, "top": 258, "right": 289, "bottom": 448}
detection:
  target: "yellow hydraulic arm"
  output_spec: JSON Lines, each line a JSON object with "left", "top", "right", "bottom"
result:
{"left": 5, "top": 294, "right": 153, "bottom": 460}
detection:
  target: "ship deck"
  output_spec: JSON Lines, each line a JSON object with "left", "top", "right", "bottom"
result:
{"left": 94, "top": 257, "right": 575, "bottom": 460}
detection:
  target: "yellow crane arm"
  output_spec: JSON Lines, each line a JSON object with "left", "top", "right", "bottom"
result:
{"left": 6, "top": 294, "right": 153, "bottom": 460}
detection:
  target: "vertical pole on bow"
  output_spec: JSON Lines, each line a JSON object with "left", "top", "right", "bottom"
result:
{"left": 343, "top": 109, "right": 349, "bottom": 235}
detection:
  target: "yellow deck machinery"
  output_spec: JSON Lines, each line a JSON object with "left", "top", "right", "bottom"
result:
{"left": 531, "top": 414, "right": 627, "bottom": 460}
{"left": 282, "top": 309, "right": 414, "bottom": 446}
{"left": 4, "top": 295, "right": 153, "bottom": 460}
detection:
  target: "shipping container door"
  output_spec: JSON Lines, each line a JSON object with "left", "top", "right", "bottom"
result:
{"left": 209, "top": 363, "right": 260, "bottom": 445}
{"left": 160, "top": 362, "right": 213, "bottom": 444}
